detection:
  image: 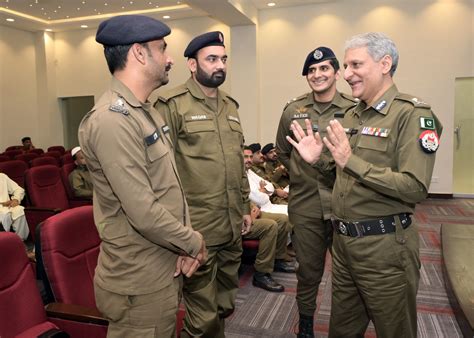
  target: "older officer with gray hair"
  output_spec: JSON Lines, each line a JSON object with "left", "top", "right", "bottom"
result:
{"left": 79, "top": 15, "right": 207, "bottom": 337}
{"left": 287, "top": 32, "right": 442, "bottom": 338}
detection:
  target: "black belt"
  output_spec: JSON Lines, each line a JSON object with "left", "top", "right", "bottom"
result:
{"left": 332, "top": 213, "right": 411, "bottom": 238}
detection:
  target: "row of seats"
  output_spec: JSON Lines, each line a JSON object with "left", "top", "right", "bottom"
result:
{"left": 0, "top": 206, "right": 185, "bottom": 337}
{"left": 0, "top": 162, "right": 92, "bottom": 240}
{"left": 0, "top": 151, "right": 73, "bottom": 167}
{"left": 3, "top": 145, "right": 66, "bottom": 154}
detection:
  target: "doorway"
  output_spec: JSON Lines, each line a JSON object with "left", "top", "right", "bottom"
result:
{"left": 453, "top": 77, "right": 474, "bottom": 197}
{"left": 60, "top": 96, "right": 94, "bottom": 150}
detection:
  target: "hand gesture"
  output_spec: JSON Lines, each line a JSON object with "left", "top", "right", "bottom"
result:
{"left": 286, "top": 119, "right": 324, "bottom": 165}
{"left": 323, "top": 120, "right": 352, "bottom": 168}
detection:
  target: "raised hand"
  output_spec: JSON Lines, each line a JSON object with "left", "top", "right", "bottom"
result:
{"left": 286, "top": 119, "right": 324, "bottom": 165}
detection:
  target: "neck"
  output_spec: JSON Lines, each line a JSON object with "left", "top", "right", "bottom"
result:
{"left": 365, "top": 77, "right": 393, "bottom": 107}
{"left": 115, "top": 70, "right": 153, "bottom": 102}
{"left": 313, "top": 86, "right": 336, "bottom": 103}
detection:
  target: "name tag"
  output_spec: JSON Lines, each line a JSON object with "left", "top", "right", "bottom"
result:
{"left": 292, "top": 113, "right": 309, "bottom": 119}
{"left": 228, "top": 115, "right": 240, "bottom": 123}
{"left": 144, "top": 130, "right": 160, "bottom": 146}
{"left": 190, "top": 114, "right": 208, "bottom": 120}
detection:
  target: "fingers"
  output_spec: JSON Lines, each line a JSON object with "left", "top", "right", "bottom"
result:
{"left": 289, "top": 120, "right": 310, "bottom": 142}
{"left": 174, "top": 256, "right": 183, "bottom": 277}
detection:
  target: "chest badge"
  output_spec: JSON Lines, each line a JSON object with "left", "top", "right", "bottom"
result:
{"left": 419, "top": 130, "right": 439, "bottom": 153}
{"left": 361, "top": 127, "right": 390, "bottom": 138}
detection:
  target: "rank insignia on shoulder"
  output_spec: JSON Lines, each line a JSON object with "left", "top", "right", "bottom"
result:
{"left": 419, "top": 130, "right": 439, "bottom": 153}
{"left": 374, "top": 100, "right": 387, "bottom": 111}
{"left": 361, "top": 127, "right": 390, "bottom": 137}
{"left": 420, "top": 117, "right": 435, "bottom": 130}
{"left": 145, "top": 129, "right": 160, "bottom": 146}
{"left": 109, "top": 98, "right": 129, "bottom": 115}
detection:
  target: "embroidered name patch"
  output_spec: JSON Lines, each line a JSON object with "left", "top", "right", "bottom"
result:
{"left": 228, "top": 115, "right": 240, "bottom": 123}
{"left": 190, "top": 114, "right": 208, "bottom": 120}
{"left": 292, "top": 113, "right": 309, "bottom": 119}
{"left": 144, "top": 130, "right": 160, "bottom": 146}
{"left": 361, "top": 127, "right": 390, "bottom": 138}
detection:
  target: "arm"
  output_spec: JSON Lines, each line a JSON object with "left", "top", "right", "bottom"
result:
{"left": 275, "top": 108, "right": 293, "bottom": 169}
{"left": 6, "top": 175, "right": 24, "bottom": 207}
{"left": 69, "top": 171, "right": 92, "bottom": 198}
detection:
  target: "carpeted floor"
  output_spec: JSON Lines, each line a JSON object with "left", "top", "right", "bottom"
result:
{"left": 224, "top": 198, "right": 474, "bottom": 337}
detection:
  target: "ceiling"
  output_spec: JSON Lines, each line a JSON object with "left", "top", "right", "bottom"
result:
{"left": 0, "top": 0, "right": 328, "bottom": 32}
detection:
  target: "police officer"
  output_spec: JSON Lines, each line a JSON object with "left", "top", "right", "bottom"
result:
{"left": 155, "top": 31, "right": 251, "bottom": 338}
{"left": 68, "top": 146, "right": 93, "bottom": 198}
{"left": 262, "top": 143, "right": 289, "bottom": 189}
{"left": 78, "top": 15, "right": 207, "bottom": 338}
{"left": 288, "top": 32, "right": 442, "bottom": 338}
{"left": 275, "top": 46, "right": 357, "bottom": 338}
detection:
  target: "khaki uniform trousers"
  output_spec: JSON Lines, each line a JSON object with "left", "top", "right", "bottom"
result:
{"left": 244, "top": 212, "right": 290, "bottom": 273}
{"left": 181, "top": 238, "right": 242, "bottom": 338}
{"left": 329, "top": 221, "right": 420, "bottom": 338}
{"left": 291, "top": 214, "right": 333, "bottom": 316}
{"left": 94, "top": 278, "right": 179, "bottom": 338}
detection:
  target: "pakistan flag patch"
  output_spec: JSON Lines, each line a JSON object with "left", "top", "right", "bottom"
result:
{"left": 420, "top": 117, "right": 435, "bottom": 130}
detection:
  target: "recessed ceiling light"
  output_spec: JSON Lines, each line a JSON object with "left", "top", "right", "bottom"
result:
{"left": 77, "top": 8, "right": 81, "bottom": 11}
{"left": 45, "top": 29, "right": 53, "bottom": 32}
{"left": 29, "top": 4, "right": 33, "bottom": 7}
{"left": 267, "top": 2, "right": 276, "bottom": 6}
{"left": 104, "top": 2, "right": 108, "bottom": 6}
{"left": 148, "top": 1, "right": 152, "bottom": 4}
{"left": 163, "top": 15, "right": 170, "bottom": 19}
{"left": 53, "top": 10, "right": 57, "bottom": 13}
{"left": 121, "top": 6, "right": 125, "bottom": 9}
{"left": 81, "top": 25, "right": 88, "bottom": 28}
{"left": 58, "top": 5, "right": 61, "bottom": 9}
{"left": 82, "top": 1, "right": 86, "bottom": 4}
{"left": 129, "top": 1, "right": 134, "bottom": 4}
{"left": 6, "top": 18, "right": 15, "bottom": 22}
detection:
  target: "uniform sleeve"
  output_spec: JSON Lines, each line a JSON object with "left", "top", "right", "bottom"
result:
{"left": 6, "top": 175, "right": 24, "bottom": 202}
{"left": 155, "top": 99, "right": 180, "bottom": 147}
{"left": 89, "top": 113, "right": 201, "bottom": 258}
{"left": 343, "top": 107, "right": 442, "bottom": 204}
{"left": 69, "top": 171, "right": 92, "bottom": 197}
{"left": 275, "top": 108, "right": 292, "bottom": 169}
{"left": 248, "top": 173, "right": 271, "bottom": 207}
{"left": 241, "top": 161, "right": 251, "bottom": 216}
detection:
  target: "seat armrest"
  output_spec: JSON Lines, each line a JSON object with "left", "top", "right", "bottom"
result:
{"left": 45, "top": 302, "right": 108, "bottom": 326}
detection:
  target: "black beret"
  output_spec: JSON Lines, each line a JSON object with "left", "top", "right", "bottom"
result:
{"left": 302, "top": 46, "right": 338, "bottom": 76}
{"left": 248, "top": 143, "right": 261, "bottom": 154}
{"left": 184, "top": 31, "right": 225, "bottom": 58}
{"left": 21, "top": 137, "right": 31, "bottom": 143}
{"left": 261, "top": 143, "right": 275, "bottom": 155}
{"left": 96, "top": 15, "right": 171, "bottom": 46}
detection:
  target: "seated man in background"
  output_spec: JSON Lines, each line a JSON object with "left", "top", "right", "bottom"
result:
{"left": 0, "top": 172, "right": 29, "bottom": 240}
{"left": 21, "top": 136, "right": 35, "bottom": 153}
{"left": 244, "top": 202, "right": 294, "bottom": 292}
{"left": 247, "top": 144, "right": 288, "bottom": 204}
{"left": 262, "top": 143, "right": 289, "bottom": 189}
{"left": 69, "top": 146, "right": 93, "bottom": 198}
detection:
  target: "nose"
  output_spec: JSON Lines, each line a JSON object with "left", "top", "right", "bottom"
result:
{"left": 167, "top": 55, "right": 174, "bottom": 66}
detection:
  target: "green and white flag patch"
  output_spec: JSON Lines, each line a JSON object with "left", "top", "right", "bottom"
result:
{"left": 420, "top": 117, "right": 435, "bottom": 130}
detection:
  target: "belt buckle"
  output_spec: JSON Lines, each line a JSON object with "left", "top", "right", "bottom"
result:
{"left": 338, "top": 221, "right": 348, "bottom": 236}
{"left": 353, "top": 221, "right": 365, "bottom": 238}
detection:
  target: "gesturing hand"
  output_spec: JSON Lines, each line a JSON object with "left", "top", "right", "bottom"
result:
{"left": 286, "top": 119, "right": 324, "bottom": 165}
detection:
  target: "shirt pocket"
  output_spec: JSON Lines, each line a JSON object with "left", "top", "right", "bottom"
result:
{"left": 184, "top": 114, "right": 215, "bottom": 134}
{"left": 356, "top": 135, "right": 389, "bottom": 152}
{"left": 146, "top": 139, "right": 169, "bottom": 163}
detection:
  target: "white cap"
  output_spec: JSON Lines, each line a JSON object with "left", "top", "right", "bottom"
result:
{"left": 71, "top": 146, "right": 81, "bottom": 157}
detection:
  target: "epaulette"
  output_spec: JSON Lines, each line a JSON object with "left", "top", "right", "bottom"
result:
{"left": 396, "top": 93, "right": 431, "bottom": 109}
{"left": 108, "top": 97, "right": 129, "bottom": 115}
{"left": 340, "top": 92, "right": 359, "bottom": 104}
{"left": 225, "top": 94, "right": 239, "bottom": 109}
{"left": 159, "top": 85, "right": 189, "bottom": 101}
{"left": 283, "top": 93, "right": 309, "bottom": 110}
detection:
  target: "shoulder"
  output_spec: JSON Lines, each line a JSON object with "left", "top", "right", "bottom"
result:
{"left": 157, "top": 84, "right": 189, "bottom": 103}
{"left": 283, "top": 93, "right": 310, "bottom": 111}
{"left": 221, "top": 90, "right": 239, "bottom": 109}
{"left": 394, "top": 93, "right": 431, "bottom": 110}
{"left": 339, "top": 92, "right": 359, "bottom": 105}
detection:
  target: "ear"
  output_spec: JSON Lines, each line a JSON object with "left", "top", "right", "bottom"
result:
{"left": 380, "top": 54, "right": 393, "bottom": 75}
{"left": 130, "top": 43, "right": 147, "bottom": 65}
{"left": 187, "top": 58, "right": 197, "bottom": 73}
{"left": 334, "top": 69, "right": 340, "bottom": 80}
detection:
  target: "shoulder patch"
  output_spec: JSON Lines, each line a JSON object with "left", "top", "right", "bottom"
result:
{"left": 109, "top": 98, "right": 129, "bottom": 115}
{"left": 160, "top": 85, "right": 189, "bottom": 101}
{"left": 396, "top": 93, "right": 431, "bottom": 109}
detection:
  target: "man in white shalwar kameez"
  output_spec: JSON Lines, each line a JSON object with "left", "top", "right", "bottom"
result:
{"left": 0, "top": 173, "right": 29, "bottom": 240}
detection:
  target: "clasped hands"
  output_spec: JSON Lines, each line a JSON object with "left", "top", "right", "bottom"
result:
{"left": 286, "top": 119, "right": 352, "bottom": 168}
{"left": 1, "top": 199, "right": 20, "bottom": 208}
{"left": 175, "top": 231, "right": 208, "bottom": 278}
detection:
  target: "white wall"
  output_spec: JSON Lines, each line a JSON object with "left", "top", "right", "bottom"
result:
{"left": 258, "top": 0, "right": 474, "bottom": 194}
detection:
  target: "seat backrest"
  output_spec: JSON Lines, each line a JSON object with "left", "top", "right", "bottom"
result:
{"left": 25, "top": 165, "right": 69, "bottom": 210}
{"left": 0, "top": 160, "right": 28, "bottom": 187}
{"left": 60, "top": 153, "right": 73, "bottom": 166}
{"left": 37, "top": 206, "right": 100, "bottom": 308}
{"left": 4, "top": 149, "right": 22, "bottom": 159}
{"left": 61, "top": 163, "right": 76, "bottom": 199}
{"left": 31, "top": 156, "right": 60, "bottom": 168}
{"left": 5, "top": 145, "right": 22, "bottom": 151}
{"left": 14, "top": 153, "right": 39, "bottom": 167}
{"left": 47, "top": 146, "right": 65, "bottom": 155}
{"left": 29, "top": 148, "right": 45, "bottom": 155}
{"left": 0, "top": 155, "right": 11, "bottom": 162}
{"left": 0, "top": 233, "right": 55, "bottom": 337}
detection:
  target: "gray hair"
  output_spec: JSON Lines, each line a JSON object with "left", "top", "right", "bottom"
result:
{"left": 345, "top": 32, "right": 399, "bottom": 76}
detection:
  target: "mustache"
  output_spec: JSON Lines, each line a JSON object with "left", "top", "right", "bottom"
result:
{"left": 212, "top": 70, "right": 225, "bottom": 76}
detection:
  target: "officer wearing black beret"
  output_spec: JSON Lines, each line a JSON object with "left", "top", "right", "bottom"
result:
{"left": 261, "top": 143, "right": 274, "bottom": 155}
{"left": 79, "top": 15, "right": 207, "bottom": 338}
{"left": 275, "top": 45, "right": 357, "bottom": 338}
{"left": 155, "top": 31, "right": 251, "bottom": 338}
{"left": 248, "top": 143, "right": 261, "bottom": 154}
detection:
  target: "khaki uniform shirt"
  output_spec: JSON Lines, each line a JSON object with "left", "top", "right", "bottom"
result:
{"left": 251, "top": 164, "right": 266, "bottom": 180}
{"left": 69, "top": 166, "right": 93, "bottom": 198}
{"left": 78, "top": 78, "right": 201, "bottom": 296}
{"left": 332, "top": 85, "right": 443, "bottom": 221}
{"left": 155, "top": 77, "right": 250, "bottom": 246}
{"left": 276, "top": 91, "right": 357, "bottom": 220}
{"left": 264, "top": 160, "right": 289, "bottom": 188}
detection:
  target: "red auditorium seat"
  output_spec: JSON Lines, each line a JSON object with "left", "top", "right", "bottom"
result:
{"left": 5, "top": 145, "right": 22, "bottom": 151}
{"left": 0, "top": 160, "right": 28, "bottom": 188}
{"left": 47, "top": 146, "right": 66, "bottom": 155}
{"left": 29, "top": 148, "right": 45, "bottom": 155}
{"left": 14, "top": 152, "right": 39, "bottom": 167}
{"left": 0, "top": 155, "right": 10, "bottom": 162}
{"left": 24, "top": 165, "right": 70, "bottom": 239}
{"left": 31, "top": 156, "right": 60, "bottom": 167}
{"left": 42, "top": 151, "right": 62, "bottom": 164}
{"left": 60, "top": 153, "right": 73, "bottom": 166}
{"left": 0, "top": 232, "right": 106, "bottom": 338}
{"left": 3, "top": 149, "right": 22, "bottom": 159}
